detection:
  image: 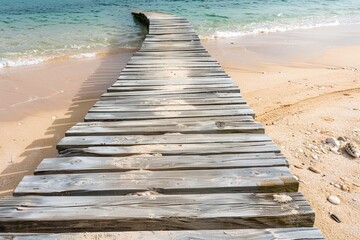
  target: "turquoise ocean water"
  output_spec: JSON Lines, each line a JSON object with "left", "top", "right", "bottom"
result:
{"left": 1, "top": 0, "right": 360, "bottom": 68}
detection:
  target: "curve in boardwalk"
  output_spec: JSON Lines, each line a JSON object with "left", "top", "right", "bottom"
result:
{"left": 0, "top": 11, "right": 323, "bottom": 239}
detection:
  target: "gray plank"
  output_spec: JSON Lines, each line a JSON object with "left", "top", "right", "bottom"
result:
{"left": 14, "top": 167, "right": 298, "bottom": 196}
{"left": 0, "top": 192, "right": 314, "bottom": 232}
{"left": 0, "top": 228, "right": 325, "bottom": 240}
{"left": 113, "top": 79, "right": 234, "bottom": 86}
{"left": 84, "top": 108, "right": 255, "bottom": 121}
{"left": 35, "top": 153, "right": 287, "bottom": 174}
{"left": 66, "top": 118, "right": 264, "bottom": 136}
{"left": 129, "top": 57, "right": 215, "bottom": 61}
{"left": 117, "top": 74, "right": 229, "bottom": 79}
{"left": 126, "top": 62, "right": 219, "bottom": 67}
{"left": 58, "top": 142, "right": 280, "bottom": 157}
{"left": 107, "top": 87, "right": 239, "bottom": 94}
{"left": 57, "top": 133, "right": 271, "bottom": 150}
{"left": 109, "top": 84, "right": 237, "bottom": 90}
{"left": 101, "top": 92, "right": 241, "bottom": 100}
{"left": 95, "top": 98, "right": 247, "bottom": 106}
{"left": 89, "top": 104, "right": 250, "bottom": 113}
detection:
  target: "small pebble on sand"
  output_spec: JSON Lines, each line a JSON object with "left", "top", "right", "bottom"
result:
{"left": 308, "top": 166, "right": 321, "bottom": 174}
{"left": 338, "top": 136, "right": 346, "bottom": 142}
{"left": 330, "top": 147, "right": 339, "bottom": 154}
{"left": 294, "top": 164, "right": 304, "bottom": 169}
{"left": 327, "top": 195, "right": 341, "bottom": 205}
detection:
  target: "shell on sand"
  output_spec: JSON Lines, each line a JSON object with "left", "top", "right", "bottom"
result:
{"left": 326, "top": 137, "right": 340, "bottom": 148}
{"left": 345, "top": 142, "right": 360, "bottom": 158}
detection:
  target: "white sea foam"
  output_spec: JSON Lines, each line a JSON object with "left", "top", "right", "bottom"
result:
{"left": 0, "top": 57, "right": 49, "bottom": 68}
{"left": 201, "top": 20, "right": 342, "bottom": 39}
{"left": 0, "top": 52, "right": 97, "bottom": 69}
{"left": 70, "top": 52, "right": 97, "bottom": 59}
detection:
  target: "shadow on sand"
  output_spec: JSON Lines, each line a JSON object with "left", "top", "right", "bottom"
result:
{"left": 0, "top": 20, "right": 147, "bottom": 197}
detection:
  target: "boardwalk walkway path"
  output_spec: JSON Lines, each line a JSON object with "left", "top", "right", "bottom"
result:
{"left": 0, "top": 11, "right": 323, "bottom": 239}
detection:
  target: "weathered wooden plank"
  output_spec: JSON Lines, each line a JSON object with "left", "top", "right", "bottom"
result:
{"left": 132, "top": 53, "right": 212, "bottom": 58}
{"left": 97, "top": 98, "right": 246, "bottom": 106}
{"left": 94, "top": 98, "right": 247, "bottom": 106}
{"left": 120, "top": 68, "right": 224, "bottom": 73}
{"left": 101, "top": 92, "right": 240, "bottom": 100}
{"left": 102, "top": 90, "right": 239, "bottom": 97}
{"left": 57, "top": 133, "right": 271, "bottom": 150}
{"left": 35, "top": 153, "right": 287, "bottom": 175}
{"left": 108, "top": 86, "right": 239, "bottom": 93}
{"left": 107, "top": 87, "right": 239, "bottom": 94}
{"left": 117, "top": 74, "right": 229, "bottom": 80}
{"left": 129, "top": 56, "right": 214, "bottom": 61}
{"left": 122, "top": 67, "right": 224, "bottom": 71}
{"left": 85, "top": 108, "right": 254, "bottom": 121}
{"left": 119, "top": 72, "right": 229, "bottom": 77}
{"left": 14, "top": 166, "right": 298, "bottom": 196}
{"left": 0, "top": 192, "right": 314, "bottom": 232}
{"left": 141, "top": 42, "right": 203, "bottom": 47}
{"left": 58, "top": 142, "right": 280, "bottom": 157}
{"left": 0, "top": 228, "right": 325, "bottom": 240}
{"left": 127, "top": 61, "right": 218, "bottom": 66}
{"left": 126, "top": 61, "right": 220, "bottom": 66}
{"left": 89, "top": 104, "right": 250, "bottom": 113}
{"left": 125, "top": 64, "right": 221, "bottom": 69}
{"left": 113, "top": 80, "right": 236, "bottom": 86}
{"left": 67, "top": 116, "right": 261, "bottom": 136}
{"left": 144, "top": 36, "right": 200, "bottom": 42}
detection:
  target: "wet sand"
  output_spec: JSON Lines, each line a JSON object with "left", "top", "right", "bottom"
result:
{"left": 1, "top": 24, "right": 359, "bottom": 239}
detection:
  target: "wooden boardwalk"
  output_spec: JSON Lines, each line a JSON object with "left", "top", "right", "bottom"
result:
{"left": 0, "top": 11, "right": 323, "bottom": 239}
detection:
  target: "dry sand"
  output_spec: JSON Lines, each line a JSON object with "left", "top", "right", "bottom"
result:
{"left": 0, "top": 24, "right": 359, "bottom": 239}
{"left": 204, "top": 24, "right": 360, "bottom": 240}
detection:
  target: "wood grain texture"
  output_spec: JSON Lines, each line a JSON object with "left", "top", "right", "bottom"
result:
{"left": 65, "top": 118, "right": 264, "bottom": 136}
{"left": 0, "top": 192, "right": 314, "bottom": 232}
{"left": 109, "top": 84, "right": 237, "bottom": 91}
{"left": 0, "top": 228, "right": 324, "bottom": 239}
{"left": 106, "top": 87, "right": 239, "bottom": 94}
{"left": 94, "top": 98, "right": 247, "bottom": 105}
{"left": 35, "top": 153, "right": 288, "bottom": 174}
{"left": 113, "top": 79, "right": 234, "bottom": 86}
{"left": 95, "top": 98, "right": 247, "bottom": 106}
{"left": 57, "top": 133, "right": 272, "bottom": 150}
{"left": 89, "top": 104, "right": 250, "bottom": 113}
{"left": 58, "top": 141, "right": 280, "bottom": 157}
{"left": 84, "top": 109, "right": 255, "bottom": 121}
{"left": 14, "top": 167, "right": 298, "bottom": 196}
{"left": 101, "top": 92, "right": 242, "bottom": 101}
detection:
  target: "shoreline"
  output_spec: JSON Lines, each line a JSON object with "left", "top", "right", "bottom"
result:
{"left": 1, "top": 25, "right": 359, "bottom": 239}
{"left": 2, "top": 23, "right": 360, "bottom": 71}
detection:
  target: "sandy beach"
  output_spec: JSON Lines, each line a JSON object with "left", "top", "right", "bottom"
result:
{"left": 204, "top": 24, "right": 360, "bottom": 240}
{"left": 1, "top": 24, "right": 359, "bottom": 239}
{"left": 0, "top": 49, "right": 135, "bottom": 196}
